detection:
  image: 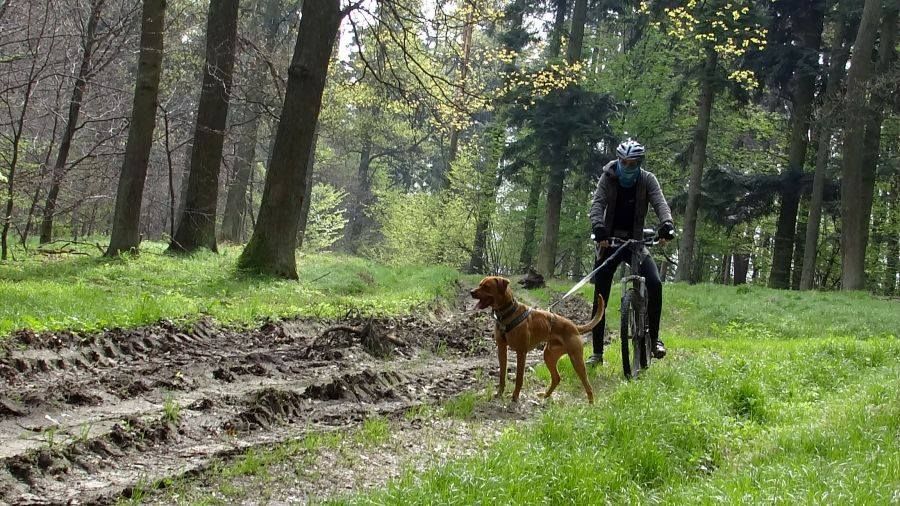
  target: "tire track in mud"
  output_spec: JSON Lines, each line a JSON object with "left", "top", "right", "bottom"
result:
{"left": 0, "top": 302, "right": 499, "bottom": 505}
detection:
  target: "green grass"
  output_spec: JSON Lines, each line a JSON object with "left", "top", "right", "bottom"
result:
{"left": 355, "top": 417, "right": 391, "bottom": 446}
{"left": 328, "top": 280, "right": 900, "bottom": 505}
{"left": 9, "top": 253, "right": 900, "bottom": 503}
{"left": 0, "top": 241, "right": 458, "bottom": 336}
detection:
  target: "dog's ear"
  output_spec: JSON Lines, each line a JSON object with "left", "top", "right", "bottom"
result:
{"left": 495, "top": 277, "right": 509, "bottom": 292}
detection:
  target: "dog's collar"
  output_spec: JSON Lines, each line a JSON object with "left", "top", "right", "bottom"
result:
{"left": 493, "top": 299, "right": 518, "bottom": 320}
{"left": 493, "top": 299, "right": 531, "bottom": 334}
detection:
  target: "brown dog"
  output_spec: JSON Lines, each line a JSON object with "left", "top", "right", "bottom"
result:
{"left": 470, "top": 276, "right": 604, "bottom": 404}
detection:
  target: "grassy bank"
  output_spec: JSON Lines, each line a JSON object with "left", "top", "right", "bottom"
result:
{"left": 0, "top": 242, "right": 458, "bottom": 336}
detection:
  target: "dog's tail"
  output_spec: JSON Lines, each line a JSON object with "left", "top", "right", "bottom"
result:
{"left": 575, "top": 291, "right": 605, "bottom": 335}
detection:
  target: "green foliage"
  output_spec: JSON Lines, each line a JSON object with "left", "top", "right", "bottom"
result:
{"left": 302, "top": 183, "right": 348, "bottom": 253}
{"left": 370, "top": 156, "right": 477, "bottom": 268}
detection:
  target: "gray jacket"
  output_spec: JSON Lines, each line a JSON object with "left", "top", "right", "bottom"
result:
{"left": 589, "top": 160, "right": 673, "bottom": 239}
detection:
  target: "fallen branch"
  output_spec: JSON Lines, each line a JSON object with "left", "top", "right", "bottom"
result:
{"left": 36, "top": 248, "right": 89, "bottom": 256}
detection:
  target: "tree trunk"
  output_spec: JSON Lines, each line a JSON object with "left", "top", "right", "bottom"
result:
{"left": 536, "top": 0, "right": 587, "bottom": 277}
{"left": 343, "top": 139, "right": 373, "bottom": 253}
{"left": 219, "top": 0, "right": 282, "bottom": 244}
{"left": 220, "top": 107, "right": 260, "bottom": 243}
{"left": 1, "top": 38, "right": 43, "bottom": 259}
{"left": 105, "top": 0, "right": 166, "bottom": 256}
{"left": 856, "top": 5, "right": 898, "bottom": 288}
{"left": 840, "top": 0, "right": 885, "bottom": 290}
{"left": 769, "top": 0, "right": 824, "bottom": 289}
{"left": 546, "top": 0, "right": 568, "bottom": 58}
{"left": 168, "top": 0, "right": 239, "bottom": 253}
{"left": 519, "top": 168, "right": 542, "bottom": 270}
{"left": 468, "top": 125, "right": 502, "bottom": 274}
{"left": 237, "top": 0, "right": 342, "bottom": 278}
{"left": 438, "top": 16, "right": 473, "bottom": 190}
{"left": 733, "top": 253, "right": 749, "bottom": 285}
{"left": 296, "top": 128, "right": 318, "bottom": 250}
{"left": 38, "top": 0, "right": 104, "bottom": 244}
{"left": 885, "top": 173, "right": 900, "bottom": 296}
{"left": 721, "top": 254, "right": 731, "bottom": 284}
{"left": 537, "top": 143, "right": 567, "bottom": 276}
{"left": 791, "top": 216, "right": 806, "bottom": 289}
{"left": 800, "top": 14, "right": 851, "bottom": 290}
{"left": 676, "top": 48, "right": 717, "bottom": 282}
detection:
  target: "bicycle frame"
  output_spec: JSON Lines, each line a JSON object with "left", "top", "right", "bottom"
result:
{"left": 595, "top": 229, "right": 659, "bottom": 377}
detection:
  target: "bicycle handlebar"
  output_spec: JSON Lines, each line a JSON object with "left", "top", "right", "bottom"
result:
{"left": 607, "top": 235, "right": 660, "bottom": 248}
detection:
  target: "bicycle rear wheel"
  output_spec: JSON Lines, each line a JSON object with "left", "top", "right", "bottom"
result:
{"left": 620, "top": 289, "right": 645, "bottom": 379}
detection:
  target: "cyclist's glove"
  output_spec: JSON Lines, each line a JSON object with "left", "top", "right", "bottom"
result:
{"left": 592, "top": 225, "right": 609, "bottom": 243}
{"left": 657, "top": 221, "right": 676, "bottom": 241}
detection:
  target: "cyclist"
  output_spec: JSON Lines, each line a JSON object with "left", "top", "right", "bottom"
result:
{"left": 587, "top": 139, "right": 675, "bottom": 367}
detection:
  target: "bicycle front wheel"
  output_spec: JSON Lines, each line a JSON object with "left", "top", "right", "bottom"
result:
{"left": 620, "top": 289, "right": 645, "bottom": 379}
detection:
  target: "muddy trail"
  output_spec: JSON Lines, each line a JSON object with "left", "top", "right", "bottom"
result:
{"left": 0, "top": 287, "right": 593, "bottom": 505}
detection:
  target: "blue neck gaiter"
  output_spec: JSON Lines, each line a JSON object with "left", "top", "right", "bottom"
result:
{"left": 616, "top": 160, "right": 641, "bottom": 188}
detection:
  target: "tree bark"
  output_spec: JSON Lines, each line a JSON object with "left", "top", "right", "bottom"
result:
{"left": 237, "top": 0, "right": 342, "bottom": 278}
{"left": 105, "top": 0, "right": 166, "bottom": 256}
{"left": 721, "top": 254, "right": 731, "bottom": 284}
{"left": 791, "top": 215, "right": 806, "bottom": 289}
{"left": 38, "top": 0, "right": 104, "bottom": 244}
{"left": 168, "top": 0, "right": 239, "bottom": 253}
{"left": 676, "top": 48, "right": 717, "bottom": 282}
{"left": 769, "top": 0, "right": 824, "bottom": 289}
{"left": 536, "top": 0, "right": 586, "bottom": 277}
{"left": 840, "top": 0, "right": 884, "bottom": 290}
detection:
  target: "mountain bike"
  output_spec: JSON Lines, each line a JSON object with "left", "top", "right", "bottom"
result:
{"left": 596, "top": 229, "right": 660, "bottom": 379}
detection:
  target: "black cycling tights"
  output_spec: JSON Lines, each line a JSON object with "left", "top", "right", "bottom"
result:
{"left": 590, "top": 245, "right": 663, "bottom": 358}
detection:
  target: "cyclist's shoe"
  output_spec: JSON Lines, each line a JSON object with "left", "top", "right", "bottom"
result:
{"left": 652, "top": 340, "right": 667, "bottom": 359}
{"left": 586, "top": 354, "right": 603, "bottom": 367}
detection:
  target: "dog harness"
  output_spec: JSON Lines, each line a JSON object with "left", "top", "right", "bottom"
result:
{"left": 493, "top": 299, "right": 532, "bottom": 334}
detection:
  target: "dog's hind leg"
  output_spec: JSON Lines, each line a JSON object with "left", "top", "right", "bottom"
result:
{"left": 538, "top": 343, "right": 565, "bottom": 400}
{"left": 569, "top": 349, "right": 594, "bottom": 404}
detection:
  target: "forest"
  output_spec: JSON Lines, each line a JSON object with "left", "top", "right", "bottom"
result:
{"left": 1, "top": 0, "right": 896, "bottom": 290}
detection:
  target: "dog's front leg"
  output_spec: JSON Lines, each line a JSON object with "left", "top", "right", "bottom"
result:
{"left": 511, "top": 350, "right": 526, "bottom": 403}
{"left": 495, "top": 336, "right": 507, "bottom": 399}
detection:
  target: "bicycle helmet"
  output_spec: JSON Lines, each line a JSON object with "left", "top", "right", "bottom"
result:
{"left": 616, "top": 139, "right": 645, "bottom": 161}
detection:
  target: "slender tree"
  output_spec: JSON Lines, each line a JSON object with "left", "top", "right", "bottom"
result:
{"left": 768, "top": 0, "right": 824, "bottom": 289}
{"left": 106, "top": 0, "right": 166, "bottom": 256}
{"left": 168, "top": 0, "right": 239, "bottom": 253}
{"left": 800, "top": 9, "right": 852, "bottom": 290}
{"left": 219, "top": 0, "right": 285, "bottom": 243}
{"left": 536, "top": 0, "right": 587, "bottom": 277}
{"left": 38, "top": 0, "right": 105, "bottom": 244}
{"left": 676, "top": 48, "right": 717, "bottom": 282}
{"left": 840, "top": 0, "right": 882, "bottom": 290}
